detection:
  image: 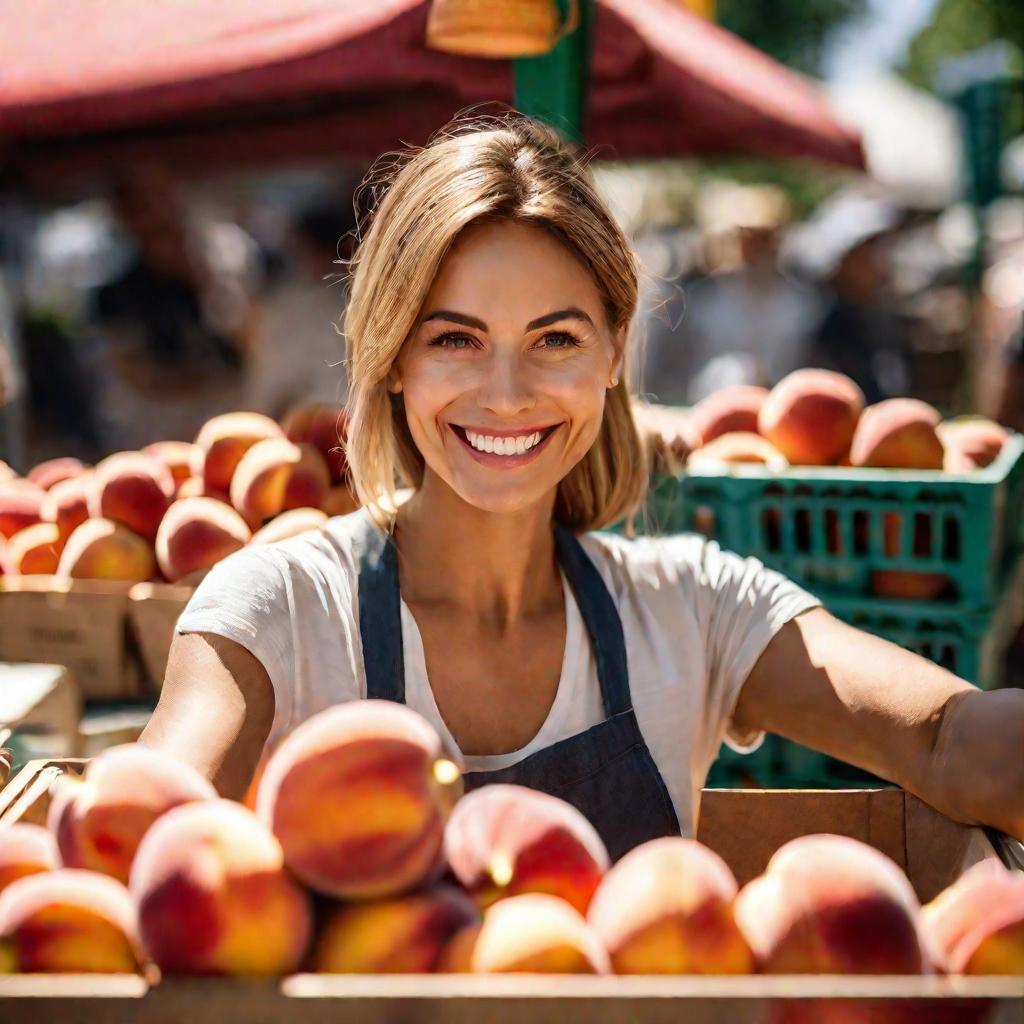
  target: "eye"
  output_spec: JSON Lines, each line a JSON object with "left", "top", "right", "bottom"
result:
{"left": 428, "top": 331, "right": 476, "bottom": 350}
{"left": 537, "top": 332, "right": 582, "bottom": 350}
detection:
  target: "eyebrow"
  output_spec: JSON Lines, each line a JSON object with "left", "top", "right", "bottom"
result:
{"left": 421, "top": 307, "right": 595, "bottom": 332}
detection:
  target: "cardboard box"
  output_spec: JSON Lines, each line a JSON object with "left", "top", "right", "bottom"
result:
{"left": 0, "top": 785, "right": 1017, "bottom": 1021}
{"left": 0, "top": 578, "right": 141, "bottom": 701}
{"left": 128, "top": 582, "right": 195, "bottom": 691}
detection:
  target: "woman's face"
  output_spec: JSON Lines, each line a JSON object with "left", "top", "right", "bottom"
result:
{"left": 394, "top": 220, "right": 623, "bottom": 517}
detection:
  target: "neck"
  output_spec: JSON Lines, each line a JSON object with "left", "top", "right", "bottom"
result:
{"left": 393, "top": 472, "right": 562, "bottom": 628}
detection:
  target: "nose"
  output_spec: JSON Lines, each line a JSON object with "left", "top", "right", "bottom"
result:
{"left": 477, "top": 350, "right": 536, "bottom": 417}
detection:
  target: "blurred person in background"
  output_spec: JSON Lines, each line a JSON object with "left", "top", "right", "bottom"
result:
{"left": 246, "top": 199, "right": 355, "bottom": 421}
{"left": 640, "top": 184, "right": 824, "bottom": 406}
{"left": 88, "top": 165, "right": 262, "bottom": 450}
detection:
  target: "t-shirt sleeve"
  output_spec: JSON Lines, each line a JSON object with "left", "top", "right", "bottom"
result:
{"left": 696, "top": 540, "right": 821, "bottom": 754}
{"left": 175, "top": 544, "right": 297, "bottom": 729}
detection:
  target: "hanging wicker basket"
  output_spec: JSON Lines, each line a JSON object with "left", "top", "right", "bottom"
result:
{"left": 426, "top": 0, "right": 580, "bottom": 59}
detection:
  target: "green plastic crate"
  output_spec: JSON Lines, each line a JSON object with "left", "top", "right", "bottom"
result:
{"left": 675, "top": 434, "right": 1024, "bottom": 606}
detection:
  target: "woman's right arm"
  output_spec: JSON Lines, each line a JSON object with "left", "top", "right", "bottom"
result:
{"left": 138, "top": 631, "right": 275, "bottom": 800}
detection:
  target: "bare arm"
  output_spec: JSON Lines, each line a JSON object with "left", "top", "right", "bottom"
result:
{"left": 138, "top": 631, "right": 275, "bottom": 800}
{"left": 732, "top": 608, "right": 1024, "bottom": 840}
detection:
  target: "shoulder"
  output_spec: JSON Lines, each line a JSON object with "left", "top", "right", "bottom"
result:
{"left": 579, "top": 530, "right": 713, "bottom": 589}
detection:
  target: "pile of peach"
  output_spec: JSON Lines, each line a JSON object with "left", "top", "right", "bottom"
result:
{"left": 0, "top": 701, "right": 1020, "bottom": 981}
{"left": 0, "top": 403, "right": 357, "bottom": 583}
{"left": 671, "top": 370, "right": 1011, "bottom": 476}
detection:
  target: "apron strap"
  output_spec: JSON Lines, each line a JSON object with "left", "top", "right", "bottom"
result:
{"left": 553, "top": 523, "right": 632, "bottom": 718}
{"left": 350, "top": 509, "right": 406, "bottom": 702}
{"left": 351, "top": 508, "right": 632, "bottom": 718}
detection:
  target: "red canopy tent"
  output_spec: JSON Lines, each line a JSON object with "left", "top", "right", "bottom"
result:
{"left": 0, "top": 0, "right": 863, "bottom": 181}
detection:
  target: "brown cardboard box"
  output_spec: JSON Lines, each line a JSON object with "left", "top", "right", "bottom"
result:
{"left": 0, "top": 784, "right": 1017, "bottom": 1021}
{"left": 128, "top": 581, "right": 195, "bottom": 691}
{"left": 0, "top": 578, "right": 141, "bottom": 701}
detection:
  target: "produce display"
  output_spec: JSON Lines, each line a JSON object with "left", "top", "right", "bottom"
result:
{"left": 0, "top": 403, "right": 355, "bottom": 583}
{"left": 0, "top": 702, "right": 1019, "bottom": 979}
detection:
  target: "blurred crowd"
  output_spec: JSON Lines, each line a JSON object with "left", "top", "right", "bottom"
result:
{"left": 1, "top": 162, "right": 1024, "bottom": 470}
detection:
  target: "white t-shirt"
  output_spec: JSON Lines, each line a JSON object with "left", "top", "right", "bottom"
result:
{"left": 176, "top": 516, "right": 820, "bottom": 836}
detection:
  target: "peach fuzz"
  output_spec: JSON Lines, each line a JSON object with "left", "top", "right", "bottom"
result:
{"left": 734, "top": 834, "right": 930, "bottom": 975}
{"left": 0, "top": 824, "right": 59, "bottom": 894}
{"left": 759, "top": 369, "right": 864, "bottom": 466}
{"left": 1, "top": 522, "right": 63, "bottom": 575}
{"left": 587, "top": 837, "right": 753, "bottom": 975}
{"left": 939, "top": 418, "right": 1009, "bottom": 473}
{"left": 472, "top": 894, "right": 609, "bottom": 974}
{"left": 445, "top": 784, "right": 609, "bottom": 915}
{"left": 691, "top": 385, "right": 769, "bottom": 445}
{"left": 48, "top": 743, "right": 216, "bottom": 885}
{"left": 143, "top": 440, "right": 201, "bottom": 489}
{"left": 924, "top": 859, "right": 1024, "bottom": 975}
{"left": 88, "top": 451, "right": 175, "bottom": 541}
{"left": 131, "top": 799, "right": 312, "bottom": 976}
{"left": 26, "top": 456, "right": 86, "bottom": 491}
{"left": 155, "top": 496, "right": 251, "bottom": 583}
{"left": 312, "top": 884, "right": 479, "bottom": 973}
{"left": 250, "top": 507, "right": 327, "bottom": 545}
{"left": 0, "top": 480, "right": 44, "bottom": 540}
{"left": 283, "top": 402, "right": 350, "bottom": 483}
{"left": 850, "top": 399, "right": 944, "bottom": 470}
{"left": 56, "top": 518, "right": 156, "bottom": 582}
{"left": 41, "top": 472, "right": 92, "bottom": 540}
{"left": 687, "top": 432, "right": 789, "bottom": 470}
{"left": 0, "top": 868, "right": 141, "bottom": 973}
{"left": 194, "top": 411, "right": 283, "bottom": 493}
{"left": 256, "top": 700, "right": 461, "bottom": 900}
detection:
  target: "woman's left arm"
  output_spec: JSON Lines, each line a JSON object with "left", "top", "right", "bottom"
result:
{"left": 731, "top": 607, "right": 1024, "bottom": 840}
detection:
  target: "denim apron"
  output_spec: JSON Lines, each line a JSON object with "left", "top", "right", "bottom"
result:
{"left": 347, "top": 508, "right": 680, "bottom": 861}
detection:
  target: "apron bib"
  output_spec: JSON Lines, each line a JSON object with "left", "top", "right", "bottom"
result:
{"left": 347, "top": 508, "right": 680, "bottom": 860}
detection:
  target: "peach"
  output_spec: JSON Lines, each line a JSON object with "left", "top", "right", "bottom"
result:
{"left": 871, "top": 511, "right": 948, "bottom": 600}
{"left": 41, "top": 472, "right": 92, "bottom": 540}
{"left": 939, "top": 419, "right": 1009, "bottom": 473}
{"left": 1, "top": 522, "right": 63, "bottom": 575}
{"left": 57, "top": 518, "right": 157, "bottom": 582}
{"left": 89, "top": 451, "right": 175, "bottom": 540}
{"left": 471, "top": 894, "right": 609, "bottom": 974}
{"left": 143, "top": 441, "right": 201, "bottom": 489}
{"left": 0, "top": 460, "right": 14, "bottom": 484}
{"left": 445, "top": 784, "right": 609, "bottom": 915}
{"left": 312, "top": 884, "right": 479, "bottom": 973}
{"left": 250, "top": 507, "right": 327, "bottom": 545}
{"left": 155, "top": 496, "right": 251, "bottom": 583}
{"left": 0, "top": 869, "right": 141, "bottom": 973}
{"left": 691, "top": 386, "right": 769, "bottom": 445}
{"left": 587, "top": 837, "right": 753, "bottom": 974}
{"left": 687, "top": 432, "right": 789, "bottom": 470}
{"left": 759, "top": 369, "right": 864, "bottom": 466}
{"left": 0, "top": 824, "right": 59, "bottom": 894}
{"left": 733, "top": 834, "right": 930, "bottom": 974}
{"left": 437, "top": 923, "right": 482, "bottom": 973}
{"left": 850, "top": 399, "right": 944, "bottom": 470}
{"left": 48, "top": 743, "right": 216, "bottom": 885}
{"left": 131, "top": 798, "right": 312, "bottom": 975}
{"left": 230, "top": 438, "right": 329, "bottom": 528}
{"left": 26, "top": 456, "right": 86, "bottom": 491}
{"left": 283, "top": 402, "right": 350, "bottom": 483}
{"left": 924, "top": 859, "right": 1024, "bottom": 975}
{"left": 256, "top": 701, "right": 461, "bottom": 900}
{"left": 194, "top": 411, "right": 283, "bottom": 493}
{"left": 176, "top": 475, "right": 231, "bottom": 504}
{"left": 0, "top": 480, "right": 44, "bottom": 540}
{"left": 322, "top": 483, "right": 360, "bottom": 517}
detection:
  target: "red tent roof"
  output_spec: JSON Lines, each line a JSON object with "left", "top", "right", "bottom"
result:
{"left": 0, "top": 0, "right": 863, "bottom": 178}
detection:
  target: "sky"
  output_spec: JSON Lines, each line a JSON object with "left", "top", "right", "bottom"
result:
{"left": 823, "top": 0, "right": 939, "bottom": 81}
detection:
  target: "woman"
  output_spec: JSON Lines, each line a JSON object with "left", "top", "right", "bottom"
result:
{"left": 141, "top": 114, "right": 1023, "bottom": 854}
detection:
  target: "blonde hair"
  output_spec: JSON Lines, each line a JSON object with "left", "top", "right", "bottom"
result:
{"left": 344, "top": 111, "right": 647, "bottom": 532}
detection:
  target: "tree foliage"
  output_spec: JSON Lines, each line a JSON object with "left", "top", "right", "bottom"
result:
{"left": 715, "top": 0, "right": 868, "bottom": 77}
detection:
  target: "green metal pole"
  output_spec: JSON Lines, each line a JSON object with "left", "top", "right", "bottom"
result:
{"left": 512, "top": 0, "right": 594, "bottom": 144}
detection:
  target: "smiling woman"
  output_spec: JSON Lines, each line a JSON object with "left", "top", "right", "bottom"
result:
{"left": 142, "top": 111, "right": 1024, "bottom": 855}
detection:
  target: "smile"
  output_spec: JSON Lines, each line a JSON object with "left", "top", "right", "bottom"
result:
{"left": 449, "top": 424, "right": 561, "bottom": 465}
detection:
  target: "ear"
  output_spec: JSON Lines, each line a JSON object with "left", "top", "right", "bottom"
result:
{"left": 609, "top": 326, "right": 626, "bottom": 383}
{"left": 387, "top": 369, "right": 403, "bottom": 395}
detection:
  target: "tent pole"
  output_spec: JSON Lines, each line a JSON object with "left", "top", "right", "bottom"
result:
{"left": 512, "top": 0, "right": 594, "bottom": 144}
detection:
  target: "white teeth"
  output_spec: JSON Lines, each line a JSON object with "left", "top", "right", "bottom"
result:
{"left": 463, "top": 430, "right": 544, "bottom": 456}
